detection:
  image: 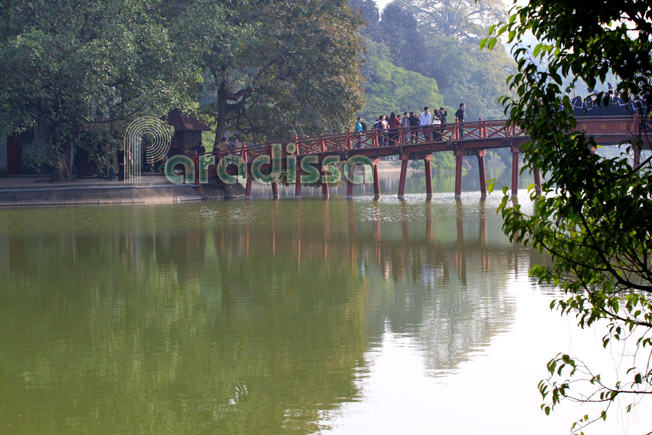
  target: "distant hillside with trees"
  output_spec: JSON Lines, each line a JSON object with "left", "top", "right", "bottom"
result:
{"left": 352, "top": 0, "right": 515, "bottom": 122}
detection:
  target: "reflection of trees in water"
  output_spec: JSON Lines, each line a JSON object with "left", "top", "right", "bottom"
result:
{"left": 0, "top": 199, "right": 549, "bottom": 432}
{"left": 0, "top": 206, "right": 367, "bottom": 434}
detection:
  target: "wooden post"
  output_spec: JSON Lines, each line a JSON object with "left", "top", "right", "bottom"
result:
{"left": 454, "top": 148, "right": 464, "bottom": 199}
{"left": 244, "top": 146, "right": 252, "bottom": 200}
{"left": 534, "top": 169, "right": 542, "bottom": 196}
{"left": 321, "top": 165, "right": 330, "bottom": 199}
{"left": 193, "top": 151, "right": 199, "bottom": 186}
{"left": 295, "top": 165, "right": 302, "bottom": 199}
{"left": 373, "top": 158, "right": 381, "bottom": 199}
{"left": 424, "top": 154, "right": 433, "bottom": 198}
{"left": 477, "top": 149, "right": 487, "bottom": 198}
{"left": 511, "top": 145, "right": 519, "bottom": 197}
{"left": 347, "top": 128, "right": 352, "bottom": 150}
{"left": 346, "top": 178, "right": 354, "bottom": 198}
{"left": 272, "top": 180, "right": 279, "bottom": 200}
{"left": 245, "top": 174, "right": 253, "bottom": 200}
{"left": 398, "top": 154, "right": 409, "bottom": 199}
{"left": 295, "top": 135, "right": 302, "bottom": 199}
{"left": 633, "top": 145, "right": 641, "bottom": 169}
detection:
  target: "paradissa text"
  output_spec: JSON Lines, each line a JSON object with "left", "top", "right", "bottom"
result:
{"left": 164, "top": 144, "right": 375, "bottom": 185}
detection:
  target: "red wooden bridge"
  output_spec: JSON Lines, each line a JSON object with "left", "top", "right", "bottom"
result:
{"left": 202, "top": 115, "right": 647, "bottom": 200}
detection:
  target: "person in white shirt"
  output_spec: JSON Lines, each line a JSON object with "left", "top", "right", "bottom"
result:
{"left": 420, "top": 107, "right": 432, "bottom": 141}
{"left": 432, "top": 111, "right": 441, "bottom": 140}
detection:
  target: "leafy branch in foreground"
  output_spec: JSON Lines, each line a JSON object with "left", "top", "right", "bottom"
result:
{"left": 484, "top": 0, "right": 652, "bottom": 433}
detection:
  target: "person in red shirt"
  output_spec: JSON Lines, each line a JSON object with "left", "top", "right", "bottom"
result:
{"left": 388, "top": 112, "right": 401, "bottom": 145}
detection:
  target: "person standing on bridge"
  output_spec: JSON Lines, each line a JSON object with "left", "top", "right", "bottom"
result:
{"left": 420, "top": 107, "right": 432, "bottom": 141}
{"left": 388, "top": 112, "right": 401, "bottom": 145}
{"left": 409, "top": 111, "right": 420, "bottom": 143}
{"left": 439, "top": 107, "right": 448, "bottom": 139}
{"left": 455, "top": 103, "right": 465, "bottom": 139}
{"left": 402, "top": 112, "right": 410, "bottom": 143}
{"left": 355, "top": 117, "right": 366, "bottom": 147}
{"left": 432, "top": 110, "right": 441, "bottom": 140}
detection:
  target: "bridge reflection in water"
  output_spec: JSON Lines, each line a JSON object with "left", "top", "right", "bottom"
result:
{"left": 0, "top": 199, "right": 548, "bottom": 433}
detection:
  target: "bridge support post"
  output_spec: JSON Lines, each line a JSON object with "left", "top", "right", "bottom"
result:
{"left": 373, "top": 158, "right": 381, "bottom": 199}
{"left": 295, "top": 166, "right": 302, "bottom": 199}
{"left": 511, "top": 145, "right": 519, "bottom": 197}
{"left": 398, "top": 154, "right": 409, "bottom": 199}
{"left": 245, "top": 173, "right": 253, "bottom": 200}
{"left": 424, "top": 154, "right": 433, "bottom": 198}
{"left": 454, "top": 148, "right": 464, "bottom": 199}
{"left": 321, "top": 167, "right": 330, "bottom": 199}
{"left": 533, "top": 169, "right": 542, "bottom": 196}
{"left": 272, "top": 180, "right": 279, "bottom": 200}
{"left": 477, "top": 150, "right": 487, "bottom": 198}
{"left": 633, "top": 145, "right": 641, "bottom": 170}
{"left": 346, "top": 178, "right": 354, "bottom": 198}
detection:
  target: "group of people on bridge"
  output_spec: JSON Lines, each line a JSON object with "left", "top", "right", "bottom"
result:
{"left": 356, "top": 103, "right": 467, "bottom": 147}
{"left": 569, "top": 85, "right": 649, "bottom": 118}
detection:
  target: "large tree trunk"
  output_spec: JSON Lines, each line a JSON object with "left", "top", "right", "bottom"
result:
{"left": 214, "top": 78, "right": 228, "bottom": 148}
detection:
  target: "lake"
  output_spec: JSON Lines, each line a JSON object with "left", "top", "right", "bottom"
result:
{"left": 0, "top": 166, "right": 649, "bottom": 434}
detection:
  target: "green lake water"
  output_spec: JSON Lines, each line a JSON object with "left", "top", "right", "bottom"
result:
{"left": 0, "top": 168, "right": 650, "bottom": 434}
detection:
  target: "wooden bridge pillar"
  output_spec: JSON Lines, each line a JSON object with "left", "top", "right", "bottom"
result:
{"left": 245, "top": 175, "right": 253, "bottom": 200}
{"left": 533, "top": 169, "right": 542, "bottom": 196}
{"left": 272, "top": 180, "right": 279, "bottom": 200}
{"left": 424, "top": 154, "right": 433, "bottom": 198}
{"left": 346, "top": 178, "right": 354, "bottom": 198}
{"left": 510, "top": 145, "right": 519, "bottom": 197}
{"left": 633, "top": 145, "right": 641, "bottom": 169}
{"left": 397, "top": 154, "right": 409, "bottom": 199}
{"left": 476, "top": 150, "right": 487, "bottom": 198}
{"left": 244, "top": 148, "right": 252, "bottom": 200}
{"left": 321, "top": 166, "right": 330, "bottom": 199}
{"left": 372, "top": 158, "right": 381, "bottom": 199}
{"left": 295, "top": 166, "right": 302, "bottom": 199}
{"left": 454, "top": 148, "right": 464, "bottom": 199}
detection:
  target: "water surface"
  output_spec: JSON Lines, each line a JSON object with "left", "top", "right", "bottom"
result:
{"left": 0, "top": 169, "right": 649, "bottom": 434}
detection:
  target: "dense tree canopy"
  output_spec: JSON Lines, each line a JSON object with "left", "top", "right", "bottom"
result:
{"left": 361, "top": 39, "right": 444, "bottom": 122}
{"left": 0, "top": 0, "right": 365, "bottom": 178}
{"left": 198, "top": 0, "right": 365, "bottom": 145}
{"left": 485, "top": 0, "right": 652, "bottom": 432}
{"left": 351, "top": 0, "right": 514, "bottom": 122}
{"left": 0, "top": 0, "right": 200, "bottom": 179}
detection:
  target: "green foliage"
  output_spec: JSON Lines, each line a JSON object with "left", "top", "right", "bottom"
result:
{"left": 0, "top": 0, "right": 199, "bottom": 180}
{"left": 360, "top": 39, "right": 444, "bottom": 122}
{"left": 351, "top": 0, "right": 515, "bottom": 122}
{"left": 198, "top": 0, "right": 365, "bottom": 144}
{"left": 486, "top": 0, "right": 652, "bottom": 432}
{"left": 1, "top": 1, "right": 365, "bottom": 179}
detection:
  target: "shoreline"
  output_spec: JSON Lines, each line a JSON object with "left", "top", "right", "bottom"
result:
{"left": 0, "top": 162, "right": 478, "bottom": 208}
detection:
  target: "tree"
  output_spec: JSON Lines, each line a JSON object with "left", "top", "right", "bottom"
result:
{"left": 361, "top": 39, "right": 444, "bottom": 122}
{"left": 0, "top": 0, "right": 198, "bottom": 180}
{"left": 373, "top": 4, "right": 426, "bottom": 72}
{"left": 394, "top": 0, "right": 506, "bottom": 42}
{"left": 199, "top": 0, "right": 365, "bottom": 144}
{"left": 484, "top": 1, "right": 652, "bottom": 432}
{"left": 356, "top": 0, "right": 514, "bottom": 121}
